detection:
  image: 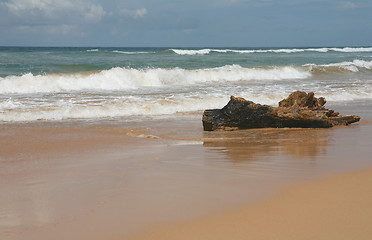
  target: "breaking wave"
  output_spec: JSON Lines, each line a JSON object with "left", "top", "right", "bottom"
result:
{"left": 304, "top": 59, "right": 372, "bottom": 73}
{"left": 2, "top": 60, "right": 371, "bottom": 95}
{"left": 0, "top": 65, "right": 311, "bottom": 94}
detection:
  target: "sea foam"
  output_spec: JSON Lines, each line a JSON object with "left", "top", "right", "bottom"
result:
{"left": 1, "top": 87, "right": 371, "bottom": 122}
{"left": 0, "top": 95, "right": 229, "bottom": 122}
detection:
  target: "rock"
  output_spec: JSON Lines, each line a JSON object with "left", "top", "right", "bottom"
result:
{"left": 202, "top": 91, "right": 360, "bottom": 131}
{"left": 278, "top": 91, "right": 326, "bottom": 109}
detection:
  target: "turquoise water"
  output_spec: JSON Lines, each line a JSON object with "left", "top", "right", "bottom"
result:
{"left": 2, "top": 46, "right": 372, "bottom": 76}
{"left": 0, "top": 46, "right": 372, "bottom": 122}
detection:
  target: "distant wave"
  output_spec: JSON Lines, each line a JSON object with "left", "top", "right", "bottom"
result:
{"left": 86, "top": 49, "right": 152, "bottom": 54}
{"left": 170, "top": 47, "right": 372, "bottom": 55}
{"left": 84, "top": 47, "right": 372, "bottom": 56}
{"left": 112, "top": 50, "right": 153, "bottom": 54}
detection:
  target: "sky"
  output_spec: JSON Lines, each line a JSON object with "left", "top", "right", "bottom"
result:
{"left": 0, "top": 0, "right": 371, "bottom": 47}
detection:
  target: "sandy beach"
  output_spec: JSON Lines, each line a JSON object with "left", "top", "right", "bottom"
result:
{"left": 131, "top": 167, "right": 372, "bottom": 240}
{"left": 1, "top": 102, "right": 372, "bottom": 240}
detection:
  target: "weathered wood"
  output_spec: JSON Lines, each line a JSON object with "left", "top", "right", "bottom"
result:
{"left": 202, "top": 91, "right": 360, "bottom": 131}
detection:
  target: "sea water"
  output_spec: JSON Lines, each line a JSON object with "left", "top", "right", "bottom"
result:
{"left": 0, "top": 46, "right": 371, "bottom": 122}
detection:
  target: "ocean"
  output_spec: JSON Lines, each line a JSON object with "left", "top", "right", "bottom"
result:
{"left": 1, "top": 46, "right": 372, "bottom": 122}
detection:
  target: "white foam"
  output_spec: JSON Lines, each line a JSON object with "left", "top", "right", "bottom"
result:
{"left": 87, "top": 49, "right": 99, "bottom": 52}
{"left": 0, "top": 65, "right": 311, "bottom": 94}
{"left": 329, "top": 47, "right": 372, "bottom": 52}
{"left": 0, "top": 98, "right": 22, "bottom": 111}
{"left": 171, "top": 49, "right": 213, "bottom": 55}
{"left": 112, "top": 50, "right": 151, "bottom": 54}
{"left": 1, "top": 84, "right": 372, "bottom": 122}
{"left": 0, "top": 95, "right": 229, "bottom": 122}
{"left": 170, "top": 47, "right": 372, "bottom": 55}
{"left": 2, "top": 86, "right": 371, "bottom": 122}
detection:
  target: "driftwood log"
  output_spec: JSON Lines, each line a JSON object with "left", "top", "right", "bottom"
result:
{"left": 202, "top": 91, "right": 360, "bottom": 131}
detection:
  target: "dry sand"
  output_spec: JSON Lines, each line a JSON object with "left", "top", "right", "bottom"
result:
{"left": 131, "top": 167, "right": 372, "bottom": 240}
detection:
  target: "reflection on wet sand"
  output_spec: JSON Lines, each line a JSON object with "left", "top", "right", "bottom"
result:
{"left": 203, "top": 128, "right": 330, "bottom": 162}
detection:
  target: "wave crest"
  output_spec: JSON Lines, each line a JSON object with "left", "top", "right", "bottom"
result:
{"left": 0, "top": 65, "right": 311, "bottom": 94}
{"left": 306, "top": 59, "right": 372, "bottom": 73}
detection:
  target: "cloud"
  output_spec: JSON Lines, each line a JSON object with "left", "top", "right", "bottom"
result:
{"left": 4, "top": 0, "right": 54, "bottom": 16}
{"left": 134, "top": 8, "right": 148, "bottom": 18}
{"left": 4, "top": 0, "right": 107, "bottom": 22}
{"left": 2, "top": 0, "right": 108, "bottom": 38}
{"left": 339, "top": 1, "right": 359, "bottom": 9}
{"left": 120, "top": 8, "right": 148, "bottom": 19}
{"left": 84, "top": 4, "right": 107, "bottom": 22}
{"left": 221, "top": 0, "right": 273, "bottom": 6}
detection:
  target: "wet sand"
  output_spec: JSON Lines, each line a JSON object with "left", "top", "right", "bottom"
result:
{"left": 1, "top": 102, "right": 372, "bottom": 240}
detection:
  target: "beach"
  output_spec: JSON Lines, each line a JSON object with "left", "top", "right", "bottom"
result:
{"left": 1, "top": 101, "right": 372, "bottom": 240}
{"left": 1, "top": 46, "right": 372, "bottom": 239}
{"left": 131, "top": 166, "right": 372, "bottom": 240}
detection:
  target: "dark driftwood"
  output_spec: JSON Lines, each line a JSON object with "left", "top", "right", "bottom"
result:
{"left": 202, "top": 91, "right": 360, "bottom": 131}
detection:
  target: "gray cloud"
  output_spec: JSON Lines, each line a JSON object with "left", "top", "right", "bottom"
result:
{"left": 339, "top": 1, "right": 359, "bottom": 9}
{"left": 120, "top": 8, "right": 148, "bottom": 19}
{"left": 4, "top": 0, "right": 107, "bottom": 23}
{"left": 1, "top": 0, "right": 109, "bottom": 38}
